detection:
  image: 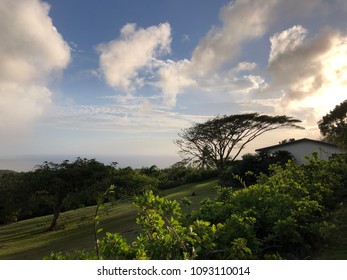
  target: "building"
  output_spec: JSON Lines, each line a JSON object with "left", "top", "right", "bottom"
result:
{"left": 255, "top": 138, "right": 343, "bottom": 164}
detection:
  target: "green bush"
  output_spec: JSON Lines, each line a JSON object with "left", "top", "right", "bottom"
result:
{"left": 219, "top": 150, "right": 294, "bottom": 188}
{"left": 193, "top": 155, "right": 346, "bottom": 258}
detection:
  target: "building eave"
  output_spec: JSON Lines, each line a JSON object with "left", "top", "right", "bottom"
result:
{"left": 255, "top": 138, "right": 338, "bottom": 152}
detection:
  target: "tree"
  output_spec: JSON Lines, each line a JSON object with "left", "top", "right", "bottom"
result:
{"left": 27, "top": 158, "right": 110, "bottom": 231}
{"left": 175, "top": 113, "right": 303, "bottom": 171}
{"left": 318, "top": 99, "right": 347, "bottom": 149}
{"left": 0, "top": 172, "right": 23, "bottom": 224}
{"left": 108, "top": 166, "right": 159, "bottom": 197}
{"left": 279, "top": 138, "right": 295, "bottom": 144}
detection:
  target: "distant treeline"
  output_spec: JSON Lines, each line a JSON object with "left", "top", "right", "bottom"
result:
{"left": 0, "top": 170, "right": 16, "bottom": 176}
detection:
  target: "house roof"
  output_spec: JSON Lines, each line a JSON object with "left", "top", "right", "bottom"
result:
{"left": 256, "top": 138, "right": 338, "bottom": 152}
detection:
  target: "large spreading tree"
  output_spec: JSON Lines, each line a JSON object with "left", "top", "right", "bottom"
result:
{"left": 175, "top": 113, "right": 303, "bottom": 171}
{"left": 318, "top": 99, "right": 347, "bottom": 149}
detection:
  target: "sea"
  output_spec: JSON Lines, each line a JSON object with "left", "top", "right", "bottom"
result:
{"left": 0, "top": 154, "right": 181, "bottom": 172}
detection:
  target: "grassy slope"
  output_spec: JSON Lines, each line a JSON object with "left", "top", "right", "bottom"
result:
{"left": 0, "top": 179, "right": 218, "bottom": 260}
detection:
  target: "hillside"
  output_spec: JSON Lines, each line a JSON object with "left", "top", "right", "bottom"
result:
{"left": 0, "top": 179, "right": 218, "bottom": 260}
{"left": 0, "top": 170, "right": 16, "bottom": 176}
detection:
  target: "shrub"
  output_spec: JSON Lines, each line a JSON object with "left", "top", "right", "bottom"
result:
{"left": 219, "top": 150, "right": 293, "bottom": 188}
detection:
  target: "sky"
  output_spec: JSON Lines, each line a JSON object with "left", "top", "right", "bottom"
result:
{"left": 0, "top": 0, "right": 347, "bottom": 171}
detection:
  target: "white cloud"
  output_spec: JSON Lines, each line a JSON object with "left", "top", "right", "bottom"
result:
{"left": 229, "top": 62, "right": 258, "bottom": 75}
{"left": 0, "top": 83, "right": 52, "bottom": 135}
{"left": 156, "top": 59, "right": 197, "bottom": 106}
{"left": 153, "top": 0, "right": 344, "bottom": 108}
{"left": 190, "top": 0, "right": 278, "bottom": 77}
{"left": 0, "top": 0, "right": 70, "bottom": 138}
{"left": 95, "top": 0, "right": 346, "bottom": 116}
{"left": 0, "top": 0, "right": 70, "bottom": 84}
{"left": 97, "top": 23, "right": 171, "bottom": 92}
{"left": 95, "top": 0, "right": 335, "bottom": 109}
{"left": 95, "top": 0, "right": 280, "bottom": 108}
{"left": 39, "top": 100, "right": 212, "bottom": 160}
{"left": 269, "top": 25, "right": 307, "bottom": 63}
{"left": 264, "top": 26, "right": 347, "bottom": 126}
{"left": 48, "top": 101, "right": 209, "bottom": 133}
{"left": 154, "top": 0, "right": 278, "bottom": 107}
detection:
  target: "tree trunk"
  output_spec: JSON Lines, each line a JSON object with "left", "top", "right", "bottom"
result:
{"left": 46, "top": 195, "right": 68, "bottom": 231}
{"left": 47, "top": 207, "right": 62, "bottom": 231}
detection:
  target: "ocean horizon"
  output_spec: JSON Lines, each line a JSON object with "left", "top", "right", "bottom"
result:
{"left": 0, "top": 154, "right": 181, "bottom": 172}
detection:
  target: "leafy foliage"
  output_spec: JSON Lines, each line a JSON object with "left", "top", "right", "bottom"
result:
{"left": 24, "top": 158, "right": 111, "bottom": 231}
{"left": 0, "top": 172, "right": 25, "bottom": 224}
{"left": 319, "top": 99, "right": 347, "bottom": 149}
{"left": 108, "top": 166, "right": 159, "bottom": 197}
{"left": 194, "top": 154, "right": 346, "bottom": 259}
{"left": 219, "top": 150, "right": 294, "bottom": 188}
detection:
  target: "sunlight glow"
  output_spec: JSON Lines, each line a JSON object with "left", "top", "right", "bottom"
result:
{"left": 301, "top": 36, "right": 347, "bottom": 115}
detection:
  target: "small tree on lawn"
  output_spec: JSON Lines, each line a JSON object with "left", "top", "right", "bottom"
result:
{"left": 28, "top": 158, "right": 110, "bottom": 231}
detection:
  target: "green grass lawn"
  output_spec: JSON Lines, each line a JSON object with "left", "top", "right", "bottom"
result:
{"left": 0, "top": 179, "right": 219, "bottom": 260}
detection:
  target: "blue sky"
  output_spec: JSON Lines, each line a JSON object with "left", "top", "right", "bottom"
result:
{"left": 1, "top": 0, "right": 347, "bottom": 171}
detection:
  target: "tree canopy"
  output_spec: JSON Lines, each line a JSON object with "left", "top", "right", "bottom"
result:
{"left": 28, "top": 158, "right": 111, "bottom": 231}
{"left": 175, "top": 113, "right": 303, "bottom": 171}
{"left": 318, "top": 99, "right": 347, "bottom": 149}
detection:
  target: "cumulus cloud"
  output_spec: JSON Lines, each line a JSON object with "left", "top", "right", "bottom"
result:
{"left": 95, "top": 0, "right": 345, "bottom": 112}
{"left": 154, "top": 0, "right": 345, "bottom": 108}
{"left": 265, "top": 26, "right": 347, "bottom": 125}
{"left": 95, "top": 0, "right": 281, "bottom": 107}
{"left": 0, "top": 0, "right": 70, "bottom": 83}
{"left": 156, "top": 59, "right": 197, "bottom": 106}
{"left": 0, "top": 0, "right": 70, "bottom": 137}
{"left": 190, "top": 0, "right": 277, "bottom": 77}
{"left": 153, "top": 0, "right": 279, "bottom": 106}
{"left": 97, "top": 23, "right": 171, "bottom": 92}
{"left": 268, "top": 27, "right": 345, "bottom": 101}
{"left": 96, "top": 0, "right": 333, "bottom": 108}
{"left": 269, "top": 25, "right": 307, "bottom": 63}
{"left": 0, "top": 84, "right": 52, "bottom": 133}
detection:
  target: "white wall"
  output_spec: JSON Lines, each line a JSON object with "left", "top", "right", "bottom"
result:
{"left": 267, "top": 141, "right": 342, "bottom": 164}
